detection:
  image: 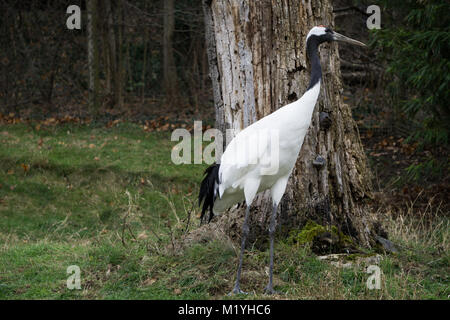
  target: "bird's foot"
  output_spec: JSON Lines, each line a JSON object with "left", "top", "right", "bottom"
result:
{"left": 228, "top": 286, "right": 248, "bottom": 296}
{"left": 263, "top": 285, "right": 282, "bottom": 295}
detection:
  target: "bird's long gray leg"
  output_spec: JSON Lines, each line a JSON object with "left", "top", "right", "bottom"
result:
{"left": 264, "top": 203, "right": 279, "bottom": 295}
{"left": 230, "top": 205, "right": 251, "bottom": 295}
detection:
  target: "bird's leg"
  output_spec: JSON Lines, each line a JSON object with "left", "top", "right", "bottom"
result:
{"left": 229, "top": 205, "right": 251, "bottom": 295}
{"left": 264, "top": 203, "right": 280, "bottom": 295}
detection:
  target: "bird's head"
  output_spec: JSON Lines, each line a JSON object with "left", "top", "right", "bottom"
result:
{"left": 306, "top": 25, "right": 366, "bottom": 47}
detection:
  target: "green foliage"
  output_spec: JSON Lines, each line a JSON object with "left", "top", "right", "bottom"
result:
{"left": 370, "top": 0, "right": 450, "bottom": 179}
{"left": 405, "top": 157, "right": 448, "bottom": 181}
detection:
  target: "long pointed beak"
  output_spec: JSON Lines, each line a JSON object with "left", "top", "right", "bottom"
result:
{"left": 332, "top": 32, "right": 366, "bottom": 47}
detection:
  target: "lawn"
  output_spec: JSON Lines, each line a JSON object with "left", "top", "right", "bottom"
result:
{"left": 0, "top": 122, "right": 448, "bottom": 299}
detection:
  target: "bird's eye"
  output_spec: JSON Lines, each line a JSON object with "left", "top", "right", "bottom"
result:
{"left": 325, "top": 28, "right": 332, "bottom": 33}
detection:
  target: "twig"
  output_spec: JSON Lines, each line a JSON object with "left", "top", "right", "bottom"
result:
{"left": 182, "top": 196, "right": 195, "bottom": 234}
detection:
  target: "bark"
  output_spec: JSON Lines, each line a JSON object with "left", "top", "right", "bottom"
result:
{"left": 105, "top": 0, "right": 120, "bottom": 106}
{"left": 163, "top": 0, "right": 178, "bottom": 101}
{"left": 203, "top": 0, "right": 225, "bottom": 135}
{"left": 141, "top": 27, "right": 148, "bottom": 103}
{"left": 86, "top": 0, "right": 100, "bottom": 115}
{"left": 198, "top": 0, "right": 380, "bottom": 249}
{"left": 116, "top": 0, "right": 125, "bottom": 109}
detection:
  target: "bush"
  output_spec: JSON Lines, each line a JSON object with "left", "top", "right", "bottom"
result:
{"left": 370, "top": 0, "right": 450, "bottom": 180}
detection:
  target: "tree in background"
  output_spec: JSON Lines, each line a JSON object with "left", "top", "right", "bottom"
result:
{"left": 163, "top": 0, "right": 178, "bottom": 103}
{"left": 87, "top": 0, "right": 100, "bottom": 115}
{"left": 0, "top": 0, "right": 208, "bottom": 117}
{"left": 371, "top": 0, "right": 450, "bottom": 181}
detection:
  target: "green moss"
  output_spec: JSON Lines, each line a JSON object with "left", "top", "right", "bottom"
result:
{"left": 287, "top": 220, "right": 327, "bottom": 246}
{"left": 344, "top": 252, "right": 376, "bottom": 262}
{"left": 287, "top": 220, "right": 358, "bottom": 254}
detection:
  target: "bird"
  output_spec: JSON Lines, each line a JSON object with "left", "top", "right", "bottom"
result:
{"left": 198, "top": 25, "right": 366, "bottom": 295}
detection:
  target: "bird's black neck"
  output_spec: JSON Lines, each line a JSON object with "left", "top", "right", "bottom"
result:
{"left": 306, "top": 37, "right": 322, "bottom": 90}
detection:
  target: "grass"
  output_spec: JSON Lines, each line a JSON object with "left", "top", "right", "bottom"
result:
{"left": 0, "top": 122, "right": 448, "bottom": 299}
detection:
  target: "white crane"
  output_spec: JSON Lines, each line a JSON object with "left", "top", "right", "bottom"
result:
{"left": 199, "top": 26, "right": 366, "bottom": 295}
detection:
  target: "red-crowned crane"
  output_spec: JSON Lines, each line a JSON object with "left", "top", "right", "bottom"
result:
{"left": 199, "top": 26, "right": 366, "bottom": 295}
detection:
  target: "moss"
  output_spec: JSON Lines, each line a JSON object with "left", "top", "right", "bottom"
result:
{"left": 287, "top": 220, "right": 327, "bottom": 246}
{"left": 344, "top": 252, "right": 376, "bottom": 262}
{"left": 287, "top": 220, "right": 359, "bottom": 254}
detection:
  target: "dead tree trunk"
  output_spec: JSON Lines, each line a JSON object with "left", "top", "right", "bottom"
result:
{"left": 198, "top": 0, "right": 380, "bottom": 249}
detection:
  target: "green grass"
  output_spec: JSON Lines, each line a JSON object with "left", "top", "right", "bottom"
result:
{"left": 0, "top": 122, "right": 448, "bottom": 299}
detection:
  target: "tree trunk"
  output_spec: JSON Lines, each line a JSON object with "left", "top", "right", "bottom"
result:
{"left": 141, "top": 27, "right": 148, "bottom": 103}
{"left": 116, "top": 0, "right": 125, "bottom": 109}
{"left": 104, "top": 0, "right": 120, "bottom": 107}
{"left": 199, "top": 0, "right": 380, "bottom": 249}
{"left": 86, "top": 0, "right": 100, "bottom": 115}
{"left": 163, "top": 0, "right": 178, "bottom": 102}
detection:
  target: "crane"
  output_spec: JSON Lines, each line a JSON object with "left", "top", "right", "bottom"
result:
{"left": 198, "top": 26, "right": 366, "bottom": 295}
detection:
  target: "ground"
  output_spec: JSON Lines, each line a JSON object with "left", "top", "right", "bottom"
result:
{"left": 0, "top": 122, "right": 448, "bottom": 299}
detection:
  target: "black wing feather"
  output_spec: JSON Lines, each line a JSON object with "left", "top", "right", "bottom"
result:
{"left": 198, "top": 163, "right": 220, "bottom": 223}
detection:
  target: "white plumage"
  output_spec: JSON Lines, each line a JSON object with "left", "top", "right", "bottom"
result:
{"left": 214, "top": 82, "right": 320, "bottom": 212}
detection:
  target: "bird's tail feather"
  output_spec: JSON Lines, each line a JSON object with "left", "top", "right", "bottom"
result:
{"left": 198, "top": 163, "right": 220, "bottom": 223}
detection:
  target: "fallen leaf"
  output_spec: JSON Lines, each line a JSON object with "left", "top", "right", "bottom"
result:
{"left": 143, "top": 278, "right": 156, "bottom": 286}
{"left": 106, "top": 264, "right": 112, "bottom": 276}
{"left": 137, "top": 232, "right": 148, "bottom": 240}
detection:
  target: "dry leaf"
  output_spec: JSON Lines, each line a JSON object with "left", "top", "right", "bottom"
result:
{"left": 106, "top": 264, "right": 112, "bottom": 276}
{"left": 137, "top": 232, "right": 148, "bottom": 240}
{"left": 143, "top": 278, "right": 156, "bottom": 286}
